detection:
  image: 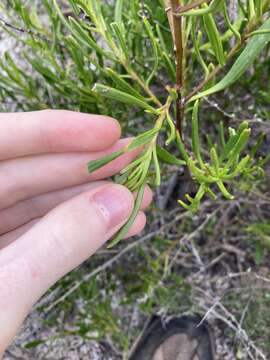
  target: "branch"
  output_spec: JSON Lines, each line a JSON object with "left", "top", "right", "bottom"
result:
{"left": 0, "top": 17, "right": 57, "bottom": 45}
{"left": 165, "top": 0, "right": 184, "bottom": 133}
{"left": 0, "top": 17, "right": 29, "bottom": 33}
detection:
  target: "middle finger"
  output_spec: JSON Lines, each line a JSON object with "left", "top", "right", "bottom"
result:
{"left": 0, "top": 138, "right": 140, "bottom": 210}
{"left": 0, "top": 183, "right": 153, "bottom": 235}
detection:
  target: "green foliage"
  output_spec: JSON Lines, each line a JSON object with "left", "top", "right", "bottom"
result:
{"left": 190, "top": 17, "right": 270, "bottom": 101}
{"left": 176, "top": 111, "right": 262, "bottom": 211}
{"left": 24, "top": 339, "right": 45, "bottom": 349}
{"left": 247, "top": 221, "right": 270, "bottom": 264}
{"left": 0, "top": 0, "right": 270, "bottom": 246}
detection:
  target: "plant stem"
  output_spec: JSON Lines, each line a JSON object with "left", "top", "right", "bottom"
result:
{"left": 0, "top": 16, "right": 51, "bottom": 42}
{"left": 125, "top": 66, "right": 162, "bottom": 107}
{"left": 0, "top": 17, "right": 28, "bottom": 33}
{"left": 165, "top": 0, "right": 184, "bottom": 134}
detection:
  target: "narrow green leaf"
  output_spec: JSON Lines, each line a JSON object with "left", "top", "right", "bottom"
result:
{"left": 108, "top": 183, "right": 145, "bottom": 248}
{"left": 24, "top": 339, "right": 45, "bottom": 349}
{"left": 176, "top": 131, "right": 189, "bottom": 162}
{"left": 255, "top": 0, "right": 263, "bottom": 19}
{"left": 165, "top": 112, "right": 176, "bottom": 145}
{"left": 210, "top": 147, "right": 219, "bottom": 173}
{"left": 255, "top": 241, "right": 263, "bottom": 265}
{"left": 189, "top": 18, "right": 270, "bottom": 102}
{"left": 219, "top": 121, "right": 225, "bottom": 148}
{"left": 156, "top": 23, "right": 168, "bottom": 53}
{"left": 156, "top": 145, "right": 185, "bottom": 166}
{"left": 111, "top": 21, "right": 129, "bottom": 59}
{"left": 153, "top": 146, "right": 161, "bottom": 186}
{"left": 178, "top": 199, "right": 191, "bottom": 210}
{"left": 114, "top": 0, "right": 124, "bottom": 22}
{"left": 191, "top": 100, "right": 204, "bottom": 168}
{"left": 68, "top": 0, "right": 81, "bottom": 15}
{"left": 85, "top": 0, "right": 107, "bottom": 34}
{"left": 226, "top": 129, "right": 250, "bottom": 168}
{"left": 191, "top": 21, "right": 209, "bottom": 77}
{"left": 93, "top": 84, "right": 157, "bottom": 113}
{"left": 125, "top": 166, "right": 144, "bottom": 190}
{"left": 68, "top": 17, "right": 109, "bottom": 57}
{"left": 28, "top": 59, "right": 58, "bottom": 83}
{"left": 206, "top": 186, "right": 217, "bottom": 199}
{"left": 251, "top": 132, "right": 265, "bottom": 156}
{"left": 258, "top": 153, "right": 270, "bottom": 168}
{"left": 185, "top": 193, "right": 194, "bottom": 203}
{"left": 248, "top": 0, "right": 256, "bottom": 20}
{"left": 88, "top": 149, "right": 124, "bottom": 173}
{"left": 222, "top": 2, "right": 241, "bottom": 43}
{"left": 2, "top": 53, "right": 24, "bottom": 86}
{"left": 206, "top": 134, "right": 214, "bottom": 149}
{"left": 220, "top": 122, "right": 249, "bottom": 162}
{"left": 217, "top": 180, "right": 234, "bottom": 199}
{"left": 105, "top": 68, "right": 145, "bottom": 100}
{"left": 203, "top": 10, "right": 226, "bottom": 66}
{"left": 133, "top": 156, "right": 151, "bottom": 190}
{"left": 127, "top": 128, "right": 159, "bottom": 151}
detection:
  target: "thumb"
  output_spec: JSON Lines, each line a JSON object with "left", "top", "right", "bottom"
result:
{"left": 0, "top": 183, "right": 134, "bottom": 352}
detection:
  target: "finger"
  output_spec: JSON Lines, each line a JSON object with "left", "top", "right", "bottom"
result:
{"left": 0, "top": 110, "right": 121, "bottom": 160}
{"left": 0, "top": 219, "right": 38, "bottom": 250}
{"left": 0, "top": 183, "right": 152, "bottom": 235}
{"left": 0, "top": 210, "right": 147, "bottom": 249}
{"left": 0, "top": 184, "right": 134, "bottom": 350}
{"left": 0, "top": 182, "right": 108, "bottom": 235}
{"left": 0, "top": 138, "right": 141, "bottom": 209}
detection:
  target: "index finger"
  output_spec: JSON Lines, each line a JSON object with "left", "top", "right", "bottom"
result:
{"left": 0, "top": 109, "right": 121, "bottom": 160}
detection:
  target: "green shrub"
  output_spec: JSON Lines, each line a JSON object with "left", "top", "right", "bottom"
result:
{"left": 1, "top": 3, "right": 270, "bottom": 356}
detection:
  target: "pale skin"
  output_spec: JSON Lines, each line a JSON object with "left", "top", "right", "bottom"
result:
{"left": 0, "top": 110, "right": 153, "bottom": 357}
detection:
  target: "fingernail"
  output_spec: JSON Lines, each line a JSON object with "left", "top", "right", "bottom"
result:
{"left": 92, "top": 185, "right": 133, "bottom": 230}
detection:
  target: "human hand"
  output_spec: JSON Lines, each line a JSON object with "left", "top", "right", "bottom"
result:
{"left": 0, "top": 110, "right": 152, "bottom": 355}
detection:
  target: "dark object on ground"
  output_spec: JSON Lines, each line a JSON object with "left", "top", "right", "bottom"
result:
{"left": 129, "top": 314, "right": 215, "bottom": 360}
